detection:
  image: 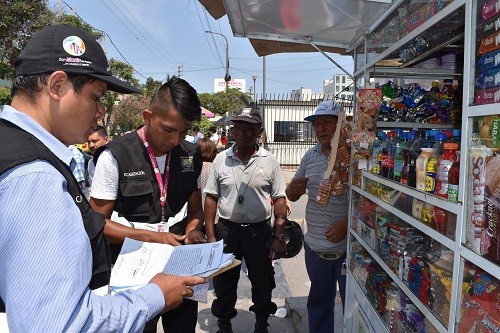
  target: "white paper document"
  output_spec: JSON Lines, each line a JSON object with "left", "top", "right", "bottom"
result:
{"left": 110, "top": 238, "right": 235, "bottom": 302}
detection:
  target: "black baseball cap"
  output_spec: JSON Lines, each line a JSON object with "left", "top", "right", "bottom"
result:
{"left": 15, "top": 24, "right": 141, "bottom": 94}
{"left": 231, "top": 108, "right": 262, "bottom": 124}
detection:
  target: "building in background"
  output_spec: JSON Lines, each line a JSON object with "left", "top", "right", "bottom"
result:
{"left": 213, "top": 78, "right": 246, "bottom": 93}
{"left": 323, "top": 74, "right": 354, "bottom": 101}
{"left": 290, "top": 87, "right": 322, "bottom": 101}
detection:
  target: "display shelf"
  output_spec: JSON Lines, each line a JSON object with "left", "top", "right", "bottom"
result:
{"left": 376, "top": 121, "right": 457, "bottom": 130}
{"left": 459, "top": 246, "right": 500, "bottom": 280}
{"left": 350, "top": 230, "right": 449, "bottom": 333}
{"left": 352, "top": 186, "right": 456, "bottom": 250}
{"left": 354, "top": 0, "right": 466, "bottom": 77}
{"left": 467, "top": 103, "right": 500, "bottom": 117}
{"left": 362, "top": 171, "right": 462, "bottom": 215}
{"left": 347, "top": 1, "right": 500, "bottom": 332}
{"left": 345, "top": 269, "right": 388, "bottom": 333}
{"left": 369, "top": 67, "right": 461, "bottom": 79}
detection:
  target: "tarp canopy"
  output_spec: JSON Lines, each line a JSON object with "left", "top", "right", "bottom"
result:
{"left": 198, "top": 0, "right": 394, "bottom": 56}
{"left": 201, "top": 107, "right": 215, "bottom": 118}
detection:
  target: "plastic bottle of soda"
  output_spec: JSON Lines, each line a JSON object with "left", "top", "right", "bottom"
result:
{"left": 392, "top": 130, "right": 407, "bottom": 182}
{"left": 430, "top": 81, "right": 441, "bottom": 93}
{"left": 435, "top": 142, "right": 459, "bottom": 198}
{"left": 371, "top": 131, "right": 386, "bottom": 175}
{"left": 380, "top": 131, "right": 394, "bottom": 178}
{"left": 441, "top": 79, "right": 456, "bottom": 98}
{"left": 400, "top": 130, "right": 415, "bottom": 184}
{"left": 447, "top": 155, "right": 460, "bottom": 203}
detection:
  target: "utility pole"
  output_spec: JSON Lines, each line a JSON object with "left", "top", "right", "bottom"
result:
{"left": 205, "top": 31, "right": 230, "bottom": 91}
{"left": 177, "top": 65, "right": 183, "bottom": 77}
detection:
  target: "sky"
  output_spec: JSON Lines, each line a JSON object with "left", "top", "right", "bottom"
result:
{"left": 49, "top": 0, "right": 354, "bottom": 96}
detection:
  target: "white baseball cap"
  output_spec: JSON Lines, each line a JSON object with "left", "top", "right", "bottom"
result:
{"left": 304, "top": 100, "right": 341, "bottom": 122}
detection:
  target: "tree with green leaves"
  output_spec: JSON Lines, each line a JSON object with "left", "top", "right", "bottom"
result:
{"left": 0, "top": 0, "right": 55, "bottom": 79}
{"left": 198, "top": 88, "right": 251, "bottom": 116}
{"left": 109, "top": 94, "right": 149, "bottom": 137}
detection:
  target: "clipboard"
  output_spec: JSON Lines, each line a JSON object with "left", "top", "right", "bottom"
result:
{"left": 206, "top": 259, "right": 242, "bottom": 279}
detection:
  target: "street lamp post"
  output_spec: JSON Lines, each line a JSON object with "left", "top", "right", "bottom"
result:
{"left": 252, "top": 74, "right": 257, "bottom": 105}
{"left": 205, "top": 30, "right": 230, "bottom": 91}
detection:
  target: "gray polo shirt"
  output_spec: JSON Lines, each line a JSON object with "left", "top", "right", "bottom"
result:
{"left": 204, "top": 145, "right": 286, "bottom": 224}
{"left": 293, "top": 143, "right": 348, "bottom": 253}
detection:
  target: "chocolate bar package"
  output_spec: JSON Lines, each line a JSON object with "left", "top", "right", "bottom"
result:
{"left": 478, "top": 49, "right": 500, "bottom": 72}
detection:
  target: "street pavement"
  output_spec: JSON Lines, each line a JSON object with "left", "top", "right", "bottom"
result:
{"left": 158, "top": 168, "right": 344, "bottom": 332}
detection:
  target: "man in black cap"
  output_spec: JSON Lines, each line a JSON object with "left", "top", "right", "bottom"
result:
{"left": 203, "top": 108, "right": 288, "bottom": 333}
{"left": 0, "top": 24, "right": 206, "bottom": 332}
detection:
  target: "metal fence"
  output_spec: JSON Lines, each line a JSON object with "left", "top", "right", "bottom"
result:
{"left": 255, "top": 94, "right": 353, "bottom": 167}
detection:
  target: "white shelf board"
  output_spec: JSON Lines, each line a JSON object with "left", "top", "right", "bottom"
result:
{"left": 362, "top": 171, "right": 462, "bottom": 214}
{"left": 459, "top": 246, "right": 500, "bottom": 279}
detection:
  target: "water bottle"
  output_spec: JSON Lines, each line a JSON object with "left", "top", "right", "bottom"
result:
{"left": 371, "top": 131, "right": 386, "bottom": 175}
{"left": 387, "top": 129, "right": 403, "bottom": 180}
{"left": 408, "top": 131, "right": 425, "bottom": 188}
{"left": 433, "top": 132, "right": 448, "bottom": 157}
{"left": 400, "top": 131, "right": 415, "bottom": 185}
{"left": 393, "top": 131, "right": 407, "bottom": 182}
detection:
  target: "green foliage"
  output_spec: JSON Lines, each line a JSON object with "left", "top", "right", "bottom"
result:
{"left": 0, "top": 0, "right": 55, "bottom": 79}
{"left": 192, "top": 116, "right": 214, "bottom": 137}
{"left": 0, "top": 87, "right": 12, "bottom": 105}
{"left": 143, "top": 77, "right": 163, "bottom": 97}
{"left": 54, "top": 14, "right": 102, "bottom": 39}
{"left": 109, "top": 94, "right": 149, "bottom": 138}
{"left": 198, "top": 88, "right": 247, "bottom": 116}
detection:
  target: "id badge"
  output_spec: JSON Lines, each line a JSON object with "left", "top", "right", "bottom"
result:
{"left": 157, "top": 221, "right": 169, "bottom": 232}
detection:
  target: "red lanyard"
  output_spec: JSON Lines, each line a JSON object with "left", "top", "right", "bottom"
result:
{"left": 140, "top": 126, "right": 171, "bottom": 222}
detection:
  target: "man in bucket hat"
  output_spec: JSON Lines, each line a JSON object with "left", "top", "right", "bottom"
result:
{"left": 204, "top": 108, "right": 288, "bottom": 333}
{"left": 0, "top": 24, "right": 206, "bottom": 332}
{"left": 286, "top": 100, "right": 348, "bottom": 333}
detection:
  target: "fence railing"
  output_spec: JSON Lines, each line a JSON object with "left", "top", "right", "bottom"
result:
{"left": 255, "top": 94, "right": 353, "bottom": 166}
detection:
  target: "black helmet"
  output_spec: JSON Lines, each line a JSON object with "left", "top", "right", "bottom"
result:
{"left": 282, "top": 219, "right": 304, "bottom": 258}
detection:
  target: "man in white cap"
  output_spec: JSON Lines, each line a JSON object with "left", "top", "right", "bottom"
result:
{"left": 0, "top": 24, "right": 206, "bottom": 332}
{"left": 285, "top": 100, "right": 348, "bottom": 333}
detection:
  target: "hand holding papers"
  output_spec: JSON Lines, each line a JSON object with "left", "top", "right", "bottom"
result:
{"left": 110, "top": 239, "right": 241, "bottom": 302}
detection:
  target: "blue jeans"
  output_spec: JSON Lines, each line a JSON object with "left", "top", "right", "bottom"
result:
{"left": 304, "top": 243, "right": 346, "bottom": 333}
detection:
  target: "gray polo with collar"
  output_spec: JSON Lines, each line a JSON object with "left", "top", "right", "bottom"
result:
{"left": 204, "top": 145, "right": 286, "bottom": 224}
{"left": 293, "top": 143, "right": 348, "bottom": 253}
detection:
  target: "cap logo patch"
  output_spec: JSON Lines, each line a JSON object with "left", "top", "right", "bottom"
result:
{"left": 63, "top": 36, "right": 86, "bottom": 56}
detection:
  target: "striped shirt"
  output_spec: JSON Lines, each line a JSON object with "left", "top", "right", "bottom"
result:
{"left": 0, "top": 105, "right": 164, "bottom": 332}
{"left": 69, "top": 144, "right": 86, "bottom": 183}
{"left": 293, "top": 143, "right": 348, "bottom": 253}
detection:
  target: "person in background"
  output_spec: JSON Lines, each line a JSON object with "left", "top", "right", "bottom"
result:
{"left": 209, "top": 126, "right": 220, "bottom": 146}
{"left": 87, "top": 125, "right": 109, "bottom": 187}
{"left": 0, "top": 24, "right": 206, "bottom": 332}
{"left": 89, "top": 75, "right": 206, "bottom": 333}
{"left": 220, "top": 131, "right": 228, "bottom": 150}
{"left": 69, "top": 144, "right": 87, "bottom": 192}
{"left": 285, "top": 100, "right": 348, "bottom": 333}
{"left": 204, "top": 108, "right": 288, "bottom": 333}
{"left": 193, "top": 125, "right": 204, "bottom": 143}
{"left": 196, "top": 137, "right": 218, "bottom": 212}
